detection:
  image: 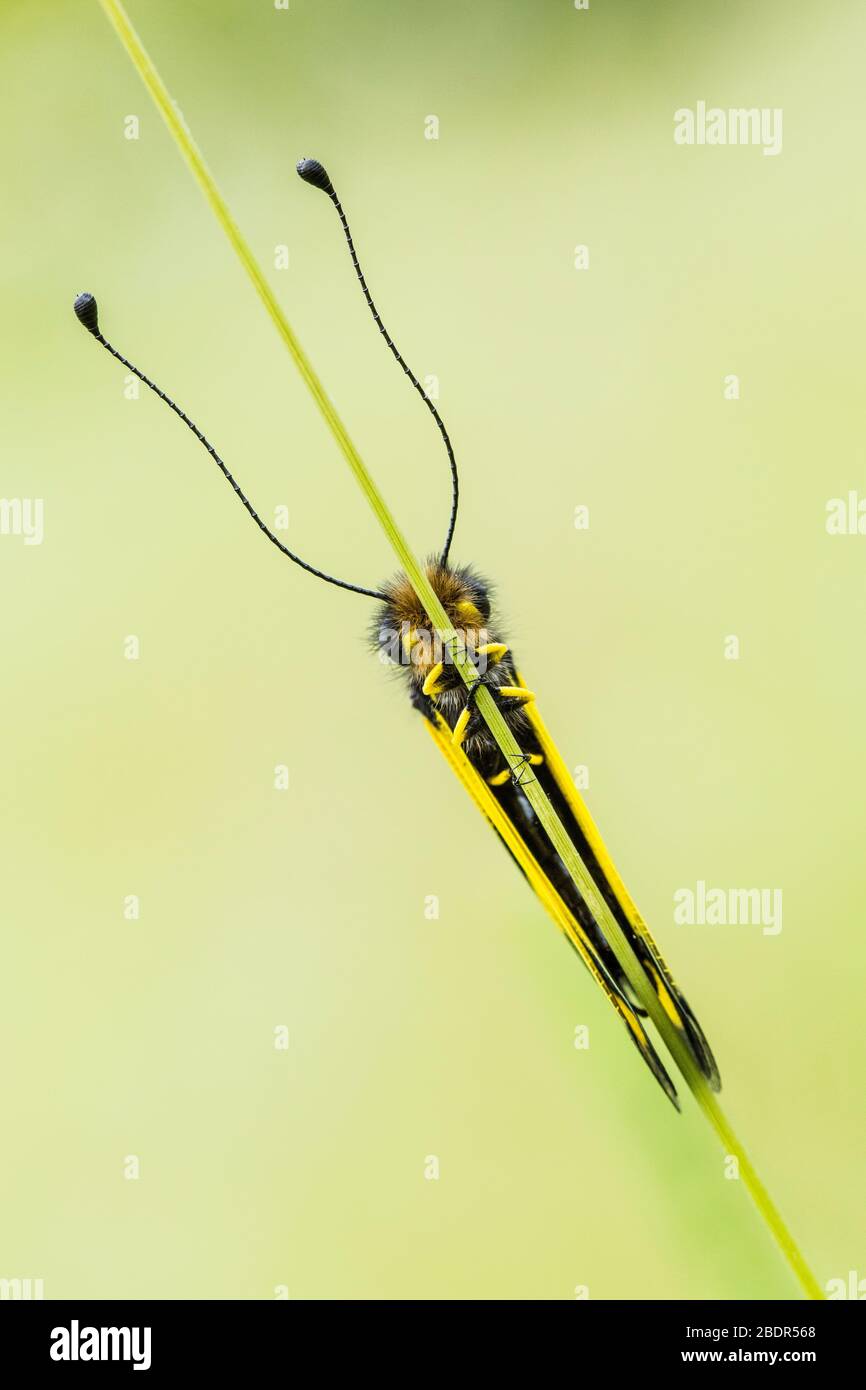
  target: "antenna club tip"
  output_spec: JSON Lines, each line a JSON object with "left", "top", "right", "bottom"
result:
{"left": 296, "top": 157, "right": 335, "bottom": 196}
{"left": 73, "top": 292, "right": 100, "bottom": 335}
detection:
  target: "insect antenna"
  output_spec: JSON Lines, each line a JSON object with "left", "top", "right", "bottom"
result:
{"left": 72, "top": 293, "right": 387, "bottom": 601}
{"left": 296, "top": 157, "right": 459, "bottom": 566}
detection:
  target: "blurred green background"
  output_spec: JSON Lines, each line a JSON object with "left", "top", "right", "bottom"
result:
{"left": 1, "top": 0, "right": 863, "bottom": 1300}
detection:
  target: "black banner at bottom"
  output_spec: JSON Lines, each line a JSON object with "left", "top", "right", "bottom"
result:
{"left": 1, "top": 1298, "right": 857, "bottom": 1373}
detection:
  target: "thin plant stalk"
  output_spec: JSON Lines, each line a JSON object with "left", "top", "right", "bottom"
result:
{"left": 97, "top": 0, "right": 823, "bottom": 1300}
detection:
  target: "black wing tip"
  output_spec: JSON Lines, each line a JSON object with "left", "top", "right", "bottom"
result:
{"left": 679, "top": 1003, "right": 722, "bottom": 1092}
{"left": 652, "top": 1056, "right": 681, "bottom": 1111}
{"left": 624, "top": 1016, "right": 681, "bottom": 1110}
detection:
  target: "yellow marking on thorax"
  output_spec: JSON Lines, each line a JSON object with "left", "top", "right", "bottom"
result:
{"left": 456, "top": 600, "right": 483, "bottom": 625}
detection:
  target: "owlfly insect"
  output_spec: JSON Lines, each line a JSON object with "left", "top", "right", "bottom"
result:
{"left": 73, "top": 156, "right": 719, "bottom": 1110}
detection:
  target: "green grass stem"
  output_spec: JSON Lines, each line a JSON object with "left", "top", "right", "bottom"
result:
{"left": 97, "top": 0, "right": 823, "bottom": 1300}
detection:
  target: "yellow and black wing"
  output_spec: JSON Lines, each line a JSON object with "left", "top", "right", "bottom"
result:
{"left": 424, "top": 711, "right": 682, "bottom": 1108}
{"left": 519, "top": 691, "right": 720, "bottom": 1093}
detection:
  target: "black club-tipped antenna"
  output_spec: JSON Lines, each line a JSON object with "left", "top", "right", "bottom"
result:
{"left": 72, "top": 292, "right": 387, "bottom": 601}
{"left": 296, "top": 157, "right": 460, "bottom": 566}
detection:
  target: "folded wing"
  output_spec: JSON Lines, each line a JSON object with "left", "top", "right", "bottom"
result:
{"left": 424, "top": 712, "right": 683, "bottom": 1109}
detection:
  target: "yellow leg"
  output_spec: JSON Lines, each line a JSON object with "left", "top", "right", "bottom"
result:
{"left": 487, "top": 768, "right": 511, "bottom": 786}
{"left": 498, "top": 686, "right": 535, "bottom": 704}
{"left": 476, "top": 641, "right": 508, "bottom": 665}
{"left": 452, "top": 706, "right": 472, "bottom": 748}
{"left": 487, "top": 754, "right": 543, "bottom": 787}
{"left": 422, "top": 661, "right": 446, "bottom": 697}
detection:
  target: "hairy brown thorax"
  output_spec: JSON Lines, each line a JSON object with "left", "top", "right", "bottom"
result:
{"left": 374, "top": 559, "right": 494, "bottom": 682}
{"left": 371, "top": 559, "right": 532, "bottom": 775}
